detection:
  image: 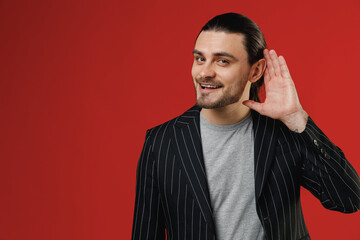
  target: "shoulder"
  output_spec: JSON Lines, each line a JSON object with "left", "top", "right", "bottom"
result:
{"left": 145, "top": 104, "right": 201, "bottom": 142}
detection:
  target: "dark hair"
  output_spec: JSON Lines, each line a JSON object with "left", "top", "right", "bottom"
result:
{"left": 198, "top": 13, "right": 266, "bottom": 102}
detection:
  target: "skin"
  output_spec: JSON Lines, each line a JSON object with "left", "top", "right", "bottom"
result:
{"left": 192, "top": 30, "right": 308, "bottom": 132}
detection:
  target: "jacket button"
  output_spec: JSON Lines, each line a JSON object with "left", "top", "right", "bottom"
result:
{"left": 313, "top": 139, "right": 320, "bottom": 149}
{"left": 324, "top": 152, "right": 331, "bottom": 160}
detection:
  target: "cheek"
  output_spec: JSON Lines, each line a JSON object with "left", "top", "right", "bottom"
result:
{"left": 191, "top": 63, "right": 198, "bottom": 79}
{"left": 222, "top": 73, "right": 248, "bottom": 93}
{"left": 220, "top": 71, "right": 241, "bottom": 86}
{"left": 191, "top": 66, "right": 198, "bottom": 88}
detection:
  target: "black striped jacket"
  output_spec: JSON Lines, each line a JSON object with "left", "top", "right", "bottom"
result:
{"left": 132, "top": 105, "right": 360, "bottom": 240}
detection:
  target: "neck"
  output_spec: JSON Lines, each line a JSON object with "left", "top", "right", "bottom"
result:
{"left": 201, "top": 102, "right": 250, "bottom": 125}
{"left": 200, "top": 83, "right": 252, "bottom": 125}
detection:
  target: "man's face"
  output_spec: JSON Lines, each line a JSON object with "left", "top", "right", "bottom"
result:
{"left": 191, "top": 31, "right": 251, "bottom": 109}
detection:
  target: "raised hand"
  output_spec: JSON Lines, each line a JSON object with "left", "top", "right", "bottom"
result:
{"left": 243, "top": 49, "right": 308, "bottom": 132}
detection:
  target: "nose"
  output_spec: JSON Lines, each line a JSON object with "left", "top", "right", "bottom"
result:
{"left": 199, "top": 62, "right": 216, "bottom": 79}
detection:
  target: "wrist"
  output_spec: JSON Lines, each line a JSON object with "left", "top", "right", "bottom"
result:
{"left": 281, "top": 108, "right": 308, "bottom": 133}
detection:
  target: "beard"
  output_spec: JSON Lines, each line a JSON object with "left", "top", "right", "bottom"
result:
{"left": 194, "top": 77, "right": 247, "bottom": 109}
{"left": 196, "top": 88, "right": 241, "bottom": 109}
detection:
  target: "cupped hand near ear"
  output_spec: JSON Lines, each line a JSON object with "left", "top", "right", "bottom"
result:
{"left": 243, "top": 49, "right": 308, "bottom": 132}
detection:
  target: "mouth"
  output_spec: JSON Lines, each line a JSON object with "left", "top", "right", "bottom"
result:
{"left": 200, "top": 84, "right": 221, "bottom": 89}
{"left": 199, "top": 83, "right": 222, "bottom": 92}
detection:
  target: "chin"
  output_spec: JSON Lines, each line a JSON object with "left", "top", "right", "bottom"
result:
{"left": 196, "top": 99, "right": 227, "bottom": 109}
{"left": 196, "top": 95, "right": 241, "bottom": 109}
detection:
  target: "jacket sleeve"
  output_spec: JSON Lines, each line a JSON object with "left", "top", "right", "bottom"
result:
{"left": 132, "top": 130, "right": 165, "bottom": 240}
{"left": 297, "top": 116, "right": 360, "bottom": 213}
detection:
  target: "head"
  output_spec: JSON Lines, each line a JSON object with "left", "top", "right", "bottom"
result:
{"left": 192, "top": 13, "right": 267, "bottom": 109}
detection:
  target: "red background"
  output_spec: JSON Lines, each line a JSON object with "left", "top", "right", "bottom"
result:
{"left": 1, "top": 0, "right": 359, "bottom": 239}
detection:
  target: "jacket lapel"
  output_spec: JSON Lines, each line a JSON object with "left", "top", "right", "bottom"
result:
{"left": 251, "top": 110, "right": 279, "bottom": 201}
{"left": 171, "top": 105, "right": 279, "bottom": 233}
{"left": 172, "top": 105, "right": 216, "bottom": 234}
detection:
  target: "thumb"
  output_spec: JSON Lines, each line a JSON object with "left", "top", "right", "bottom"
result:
{"left": 242, "top": 100, "right": 264, "bottom": 114}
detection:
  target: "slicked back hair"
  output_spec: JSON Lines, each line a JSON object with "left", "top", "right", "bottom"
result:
{"left": 197, "top": 13, "right": 266, "bottom": 102}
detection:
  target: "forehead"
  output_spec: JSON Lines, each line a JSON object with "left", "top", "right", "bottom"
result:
{"left": 194, "top": 31, "right": 248, "bottom": 60}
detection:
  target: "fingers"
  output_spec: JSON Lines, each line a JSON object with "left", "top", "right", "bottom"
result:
{"left": 264, "top": 67, "right": 270, "bottom": 82}
{"left": 264, "top": 49, "right": 291, "bottom": 79}
{"left": 264, "top": 49, "right": 275, "bottom": 80}
{"left": 269, "top": 50, "right": 281, "bottom": 76}
{"left": 279, "top": 56, "right": 291, "bottom": 79}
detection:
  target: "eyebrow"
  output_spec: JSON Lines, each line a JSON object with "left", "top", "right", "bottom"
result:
{"left": 192, "top": 49, "right": 238, "bottom": 61}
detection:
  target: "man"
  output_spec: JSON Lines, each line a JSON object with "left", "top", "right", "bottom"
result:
{"left": 131, "top": 13, "right": 360, "bottom": 240}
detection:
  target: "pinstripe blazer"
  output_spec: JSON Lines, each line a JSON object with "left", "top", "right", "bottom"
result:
{"left": 132, "top": 105, "right": 360, "bottom": 240}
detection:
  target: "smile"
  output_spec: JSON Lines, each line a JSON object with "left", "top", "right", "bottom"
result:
{"left": 200, "top": 84, "right": 221, "bottom": 89}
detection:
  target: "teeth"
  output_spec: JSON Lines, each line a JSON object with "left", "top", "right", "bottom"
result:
{"left": 201, "top": 84, "right": 219, "bottom": 89}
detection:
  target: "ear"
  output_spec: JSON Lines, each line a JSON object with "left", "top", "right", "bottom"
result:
{"left": 248, "top": 58, "right": 266, "bottom": 83}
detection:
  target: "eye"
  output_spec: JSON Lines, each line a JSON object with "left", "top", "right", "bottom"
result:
{"left": 217, "top": 59, "right": 229, "bottom": 65}
{"left": 195, "top": 56, "right": 205, "bottom": 62}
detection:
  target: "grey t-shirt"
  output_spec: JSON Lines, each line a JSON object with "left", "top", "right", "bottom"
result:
{"left": 200, "top": 112, "right": 265, "bottom": 240}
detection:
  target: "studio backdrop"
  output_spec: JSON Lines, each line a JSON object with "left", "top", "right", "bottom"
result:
{"left": 0, "top": 0, "right": 359, "bottom": 239}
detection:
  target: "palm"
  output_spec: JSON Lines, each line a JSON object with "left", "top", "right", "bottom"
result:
{"left": 245, "top": 49, "right": 302, "bottom": 121}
